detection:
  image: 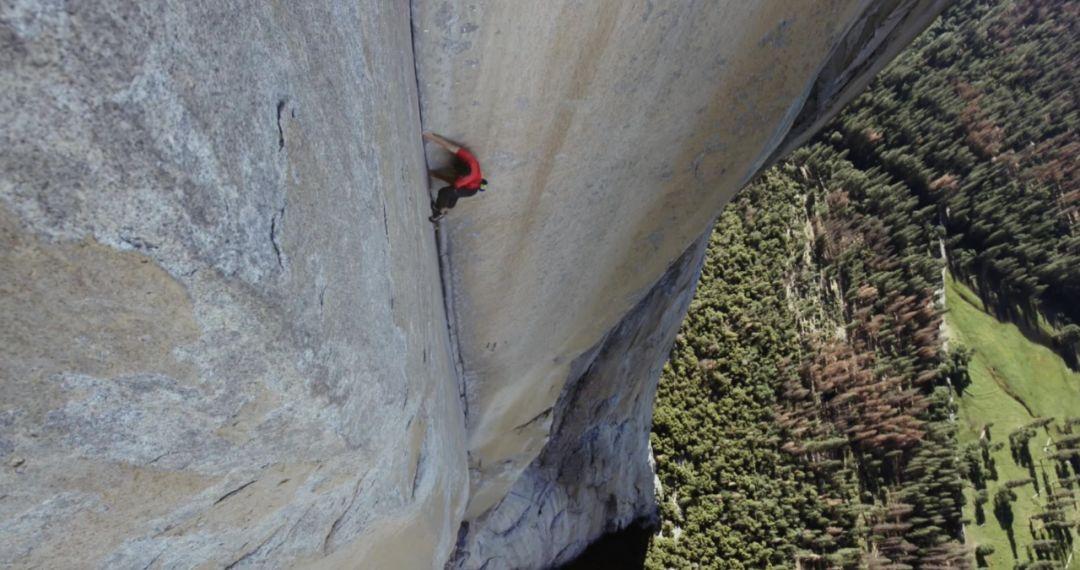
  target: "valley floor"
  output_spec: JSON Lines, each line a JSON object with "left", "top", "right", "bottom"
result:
{"left": 947, "top": 273, "right": 1080, "bottom": 567}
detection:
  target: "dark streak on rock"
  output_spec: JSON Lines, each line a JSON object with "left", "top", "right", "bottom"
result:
{"left": 512, "top": 406, "right": 553, "bottom": 433}
{"left": 214, "top": 479, "right": 256, "bottom": 505}
{"left": 120, "top": 234, "right": 160, "bottom": 251}
{"left": 147, "top": 451, "right": 169, "bottom": 465}
{"left": 550, "top": 509, "right": 565, "bottom": 533}
{"left": 270, "top": 206, "right": 285, "bottom": 269}
{"left": 276, "top": 99, "right": 286, "bottom": 151}
{"left": 453, "top": 522, "right": 471, "bottom": 556}
{"left": 224, "top": 524, "right": 283, "bottom": 569}
{"left": 494, "top": 499, "right": 533, "bottom": 538}
{"left": 140, "top": 549, "right": 165, "bottom": 570}
{"left": 381, "top": 200, "right": 391, "bottom": 242}
{"left": 411, "top": 442, "right": 426, "bottom": 499}
{"left": 553, "top": 541, "right": 580, "bottom": 564}
{"left": 322, "top": 474, "right": 366, "bottom": 553}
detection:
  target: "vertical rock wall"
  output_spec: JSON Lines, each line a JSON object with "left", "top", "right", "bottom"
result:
{"left": 2, "top": 0, "right": 949, "bottom": 567}
{"left": 412, "top": 0, "right": 948, "bottom": 567}
{"left": 0, "top": 1, "right": 466, "bottom": 568}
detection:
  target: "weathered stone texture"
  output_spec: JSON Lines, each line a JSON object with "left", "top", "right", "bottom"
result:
{"left": 3, "top": 0, "right": 949, "bottom": 567}
{"left": 1, "top": 1, "right": 466, "bottom": 568}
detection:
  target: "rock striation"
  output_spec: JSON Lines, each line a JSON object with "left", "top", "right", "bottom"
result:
{"left": 2, "top": 0, "right": 946, "bottom": 568}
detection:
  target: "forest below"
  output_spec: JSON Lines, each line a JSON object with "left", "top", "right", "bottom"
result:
{"left": 646, "top": 0, "right": 1079, "bottom": 567}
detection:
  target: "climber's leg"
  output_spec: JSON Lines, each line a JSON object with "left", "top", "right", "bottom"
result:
{"left": 430, "top": 186, "right": 458, "bottom": 222}
{"left": 429, "top": 199, "right": 444, "bottom": 222}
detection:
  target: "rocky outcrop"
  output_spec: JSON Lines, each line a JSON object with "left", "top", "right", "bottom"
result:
{"left": 1, "top": 1, "right": 465, "bottom": 568}
{"left": 2, "top": 0, "right": 946, "bottom": 567}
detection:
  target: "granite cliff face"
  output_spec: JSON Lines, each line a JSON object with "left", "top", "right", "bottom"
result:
{"left": 1, "top": 1, "right": 945, "bottom": 568}
{"left": 413, "top": 1, "right": 947, "bottom": 567}
{"left": 1, "top": 2, "right": 465, "bottom": 567}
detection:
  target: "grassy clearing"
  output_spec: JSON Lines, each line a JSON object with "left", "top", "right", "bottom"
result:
{"left": 946, "top": 273, "right": 1080, "bottom": 567}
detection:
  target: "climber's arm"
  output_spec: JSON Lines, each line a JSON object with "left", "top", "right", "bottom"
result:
{"left": 422, "top": 131, "right": 461, "bottom": 154}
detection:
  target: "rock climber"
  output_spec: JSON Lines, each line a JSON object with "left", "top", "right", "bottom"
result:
{"left": 423, "top": 131, "right": 487, "bottom": 222}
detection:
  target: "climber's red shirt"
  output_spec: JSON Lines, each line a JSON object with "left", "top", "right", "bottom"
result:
{"left": 453, "top": 148, "right": 483, "bottom": 190}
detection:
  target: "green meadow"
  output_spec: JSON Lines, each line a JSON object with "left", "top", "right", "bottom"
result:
{"left": 947, "top": 273, "right": 1080, "bottom": 567}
